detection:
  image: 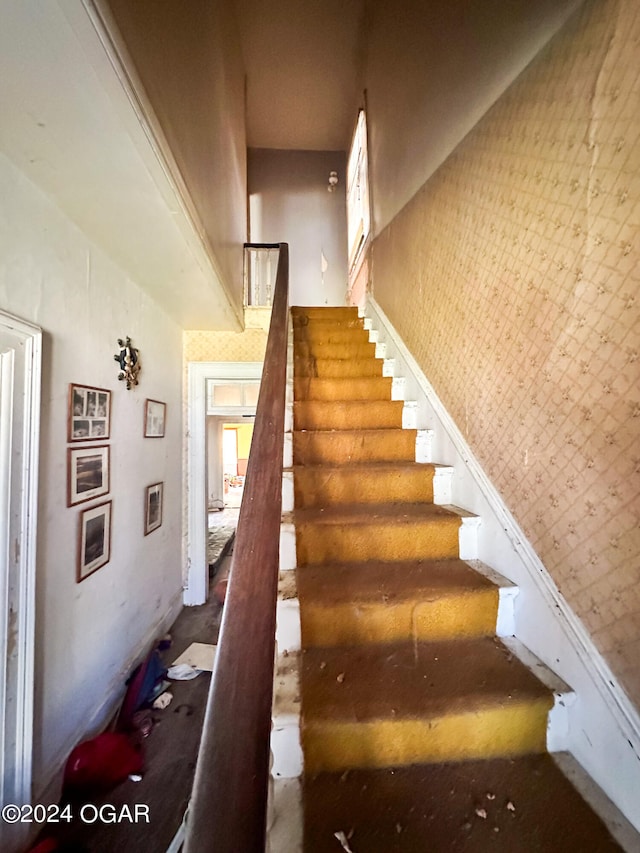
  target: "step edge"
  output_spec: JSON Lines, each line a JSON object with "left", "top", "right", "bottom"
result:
{"left": 302, "top": 693, "right": 554, "bottom": 726}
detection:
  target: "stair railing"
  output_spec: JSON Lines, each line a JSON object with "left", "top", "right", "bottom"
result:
{"left": 244, "top": 242, "right": 280, "bottom": 307}
{"left": 183, "top": 242, "right": 290, "bottom": 853}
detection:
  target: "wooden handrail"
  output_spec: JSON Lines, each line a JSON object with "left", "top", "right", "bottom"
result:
{"left": 184, "top": 243, "right": 290, "bottom": 853}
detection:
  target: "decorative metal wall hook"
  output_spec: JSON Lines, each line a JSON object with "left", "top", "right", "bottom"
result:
{"left": 114, "top": 336, "right": 141, "bottom": 389}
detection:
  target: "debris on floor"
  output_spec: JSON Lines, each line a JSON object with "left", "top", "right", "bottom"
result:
{"left": 213, "top": 576, "right": 228, "bottom": 604}
{"left": 31, "top": 581, "right": 223, "bottom": 853}
{"left": 117, "top": 647, "right": 168, "bottom": 730}
{"left": 207, "top": 525, "right": 235, "bottom": 568}
{"left": 152, "top": 691, "right": 173, "bottom": 710}
{"left": 334, "top": 829, "right": 355, "bottom": 852}
{"left": 172, "top": 642, "right": 217, "bottom": 672}
{"left": 63, "top": 732, "right": 143, "bottom": 794}
{"left": 167, "top": 663, "right": 202, "bottom": 680}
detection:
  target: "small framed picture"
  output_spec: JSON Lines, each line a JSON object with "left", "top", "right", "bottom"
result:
{"left": 144, "top": 399, "right": 166, "bottom": 438}
{"left": 78, "top": 500, "right": 112, "bottom": 582}
{"left": 69, "top": 384, "right": 111, "bottom": 442}
{"left": 68, "top": 445, "right": 110, "bottom": 506}
{"left": 144, "top": 482, "right": 163, "bottom": 535}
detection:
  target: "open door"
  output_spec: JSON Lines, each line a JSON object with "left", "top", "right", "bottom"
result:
{"left": 347, "top": 110, "right": 371, "bottom": 284}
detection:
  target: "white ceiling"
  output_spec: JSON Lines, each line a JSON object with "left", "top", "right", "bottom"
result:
{"left": 234, "top": 0, "right": 366, "bottom": 151}
{"left": 0, "top": 0, "right": 242, "bottom": 330}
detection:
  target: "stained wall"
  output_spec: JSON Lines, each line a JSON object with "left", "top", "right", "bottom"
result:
{"left": 370, "top": 0, "right": 640, "bottom": 704}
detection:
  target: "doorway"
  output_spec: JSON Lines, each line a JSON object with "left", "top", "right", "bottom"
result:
{"left": 222, "top": 422, "right": 254, "bottom": 508}
{"left": 0, "top": 311, "right": 41, "bottom": 847}
{"left": 346, "top": 109, "right": 371, "bottom": 288}
{"left": 185, "top": 362, "right": 262, "bottom": 606}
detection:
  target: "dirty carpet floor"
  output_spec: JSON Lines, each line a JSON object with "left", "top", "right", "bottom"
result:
{"left": 304, "top": 755, "right": 621, "bottom": 852}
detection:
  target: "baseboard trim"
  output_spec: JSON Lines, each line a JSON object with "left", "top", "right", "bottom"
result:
{"left": 365, "top": 295, "right": 640, "bottom": 836}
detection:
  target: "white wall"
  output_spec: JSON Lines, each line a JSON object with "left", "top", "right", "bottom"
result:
{"left": 0, "top": 152, "right": 184, "bottom": 800}
{"left": 0, "top": 0, "right": 240, "bottom": 332}
{"left": 248, "top": 149, "right": 348, "bottom": 306}
{"left": 106, "top": 0, "right": 248, "bottom": 312}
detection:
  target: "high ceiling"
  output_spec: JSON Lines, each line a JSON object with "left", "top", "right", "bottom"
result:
{"left": 233, "top": 0, "right": 366, "bottom": 151}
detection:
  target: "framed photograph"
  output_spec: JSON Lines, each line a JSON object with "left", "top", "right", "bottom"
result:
{"left": 69, "top": 384, "right": 111, "bottom": 442}
{"left": 144, "top": 399, "right": 166, "bottom": 438}
{"left": 144, "top": 482, "right": 164, "bottom": 535}
{"left": 77, "top": 500, "right": 112, "bottom": 582}
{"left": 68, "top": 445, "right": 110, "bottom": 506}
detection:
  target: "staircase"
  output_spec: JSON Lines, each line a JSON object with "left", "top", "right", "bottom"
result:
{"left": 290, "top": 306, "right": 620, "bottom": 852}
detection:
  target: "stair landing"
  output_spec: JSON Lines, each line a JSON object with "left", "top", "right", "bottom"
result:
{"left": 304, "top": 755, "right": 620, "bottom": 852}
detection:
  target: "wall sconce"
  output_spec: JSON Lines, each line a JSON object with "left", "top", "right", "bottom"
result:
{"left": 327, "top": 171, "right": 338, "bottom": 192}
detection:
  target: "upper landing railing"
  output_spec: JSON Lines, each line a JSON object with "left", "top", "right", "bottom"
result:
{"left": 244, "top": 242, "right": 281, "bottom": 307}
{"left": 184, "top": 243, "right": 289, "bottom": 852}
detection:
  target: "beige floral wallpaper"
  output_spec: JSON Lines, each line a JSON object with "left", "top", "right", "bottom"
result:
{"left": 183, "top": 328, "right": 267, "bottom": 363}
{"left": 372, "top": 0, "right": 640, "bottom": 705}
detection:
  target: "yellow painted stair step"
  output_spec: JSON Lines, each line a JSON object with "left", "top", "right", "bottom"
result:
{"left": 294, "top": 326, "right": 370, "bottom": 345}
{"left": 294, "top": 340, "right": 377, "bottom": 360}
{"left": 294, "top": 503, "right": 462, "bottom": 564}
{"left": 293, "top": 462, "right": 436, "bottom": 506}
{"left": 297, "top": 558, "right": 498, "bottom": 645}
{"left": 293, "top": 429, "right": 417, "bottom": 464}
{"left": 294, "top": 400, "right": 404, "bottom": 430}
{"left": 294, "top": 357, "right": 383, "bottom": 378}
{"left": 291, "top": 306, "right": 359, "bottom": 322}
{"left": 301, "top": 637, "right": 553, "bottom": 772}
{"left": 294, "top": 376, "right": 393, "bottom": 402}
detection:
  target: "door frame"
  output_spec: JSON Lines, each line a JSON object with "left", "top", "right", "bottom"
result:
{"left": 0, "top": 311, "right": 41, "bottom": 815}
{"left": 185, "top": 362, "right": 262, "bottom": 605}
{"left": 346, "top": 108, "right": 371, "bottom": 283}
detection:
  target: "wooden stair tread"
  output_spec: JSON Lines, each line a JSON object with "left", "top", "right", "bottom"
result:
{"left": 303, "top": 755, "right": 620, "bottom": 852}
{"left": 301, "top": 637, "right": 551, "bottom": 722}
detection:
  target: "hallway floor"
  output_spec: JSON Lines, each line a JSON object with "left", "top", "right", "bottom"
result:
{"left": 37, "top": 569, "right": 227, "bottom": 853}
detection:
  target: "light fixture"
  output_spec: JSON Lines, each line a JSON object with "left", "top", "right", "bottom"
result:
{"left": 327, "top": 170, "right": 338, "bottom": 192}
